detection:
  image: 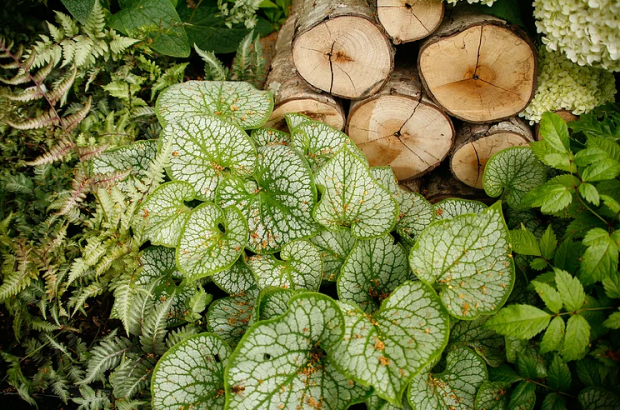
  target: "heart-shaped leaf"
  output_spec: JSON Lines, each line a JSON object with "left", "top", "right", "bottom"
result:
{"left": 433, "top": 198, "right": 487, "bottom": 220}
{"left": 338, "top": 234, "right": 410, "bottom": 313}
{"left": 291, "top": 120, "right": 365, "bottom": 172}
{"left": 314, "top": 146, "right": 399, "bottom": 239}
{"left": 162, "top": 115, "right": 256, "bottom": 201}
{"left": 285, "top": 112, "right": 313, "bottom": 131}
{"left": 177, "top": 202, "right": 247, "bottom": 281}
{"left": 217, "top": 145, "right": 318, "bottom": 253}
{"left": 151, "top": 333, "right": 231, "bottom": 410}
{"left": 206, "top": 289, "right": 257, "bottom": 348}
{"left": 247, "top": 240, "right": 323, "bottom": 291}
{"left": 474, "top": 381, "right": 510, "bottom": 410}
{"left": 251, "top": 128, "right": 291, "bottom": 147}
{"left": 156, "top": 81, "right": 273, "bottom": 129}
{"left": 448, "top": 316, "right": 506, "bottom": 367}
{"left": 310, "top": 228, "right": 357, "bottom": 281}
{"left": 140, "top": 246, "right": 182, "bottom": 281}
{"left": 91, "top": 139, "right": 157, "bottom": 178}
{"left": 140, "top": 181, "right": 195, "bottom": 247}
{"left": 371, "top": 167, "right": 435, "bottom": 245}
{"left": 225, "top": 293, "right": 369, "bottom": 410}
{"left": 483, "top": 147, "right": 545, "bottom": 209}
{"left": 578, "top": 387, "right": 620, "bottom": 410}
{"left": 407, "top": 346, "right": 487, "bottom": 410}
{"left": 409, "top": 201, "right": 514, "bottom": 319}
{"left": 212, "top": 258, "right": 257, "bottom": 295}
{"left": 328, "top": 281, "right": 450, "bottom": 405}
{"left": 253, "top": 287, "right": 297, "bottom": 321}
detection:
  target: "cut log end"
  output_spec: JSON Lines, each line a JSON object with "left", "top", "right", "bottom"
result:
{"left": 293, "top": 16, "right": 393, "bottom": 99}
{"left": 419, "top": 22, "right": 536, "bottom": 123}
{"left": 348, "top": 94, "right": 453, "bottom": 180}
{"left": 265, "top": 99, "right": 346, "bottom": 131}
{"left": 377, "top": 0, "right": 444, "bottom": 44}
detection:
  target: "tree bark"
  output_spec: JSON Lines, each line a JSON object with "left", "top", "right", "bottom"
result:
{"left": 421, "top": 163, "right": 490, "bottom": 203}
{"left": 346, "top": 67, "right": 454, "bottom": 180}
{"left": 264, "top": 12, "right": 346, "bottom": 130}
{"left": 377, "top": 0, "right": 444, "bottom": 44}
{"left": 292, "top": 0, "right": 394, "bottom": 100}
{"left": 418, "top": 6, "right": 537, "bottom": 123}
{"left": 450, "top": 116, "right": 534, "bottom": 189}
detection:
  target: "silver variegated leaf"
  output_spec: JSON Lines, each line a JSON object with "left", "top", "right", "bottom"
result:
{"left": 206, "top": 288, "right": 258, "bottom": 348}
{"left": 251, "top": 128, "right": 290, "bottom": 147}
{"left": 151, "top": 333, "right": 231, "bottom": 410}
{"left": 140, "top": 181, "right": 195, "bottom": 247}
{"left": 140, "top": 246, "right": 182, "bottom": 281}
{"left": 409, "top": 201, "right": 514, "bottom": 319}
{"left": 156, "top": 81, "right": 273, "bottom": 129}
{"left": 407, "top": 347, "right": 487, "bottom": 410}
{"left": 247, "top": 240, "right": 323, "bottom": 291}
{"left": 177, "top": 202, "right": 247, "bottom": 281}
{"left": 162, "top": 115, "right": 256, "bottom": 201}
{"left": 225, "top": 293, "right": 369, "bottom": 410}
{"left": 285, "top": 112, "right": 312, "bottom": 132}
{"left": 474, "top": 381, "right": 510, "bottom": 410}
{"left": 309, "top": 228, "right": 357, "bottom": 281}
{"left": 328, "top": 281, "right": 450, "bottom": 405}
{"left": 212, "top": 258, "right": 257, "bottom": 295}
{"left": 338, "top": 234, "right": 410, "bottom": 313}
{"left": 253, "top": 286, "right": 297, "bottom": 322}
{"left": 217, "top": 145, "right": 318, "bottom": 253}
{"left": 433, "top": 199, "right": 487, "bottom": 220}
{"left": 314, "top": 146, "right": 399, "bottom": 239}
{"left": 448, "top": 316, "right": 506, "bottom": 367}
{"left": 91, "top": 139, "right": 157, "bottom": 178}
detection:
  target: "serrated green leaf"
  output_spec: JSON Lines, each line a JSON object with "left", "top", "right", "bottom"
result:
{"left": 217, "top": 145, "right": 318, "bottom": 253}
{"left": 225, "top": 293, "right": 369, "bottom": 410}
{"left": 561, "top": 314, "right": 590, "bottom": 361}
{"left": 510, "top": 229, "right": 541, "bottom": 257}
{"left": 314, "top": 145, "right": 398, "bottom": 239}
{"left": 516, "top": 348, "right": 545, "bottom": 379}
{"left": 579, "top": 183, "right": 600, "bottom": 206}
{"left": 328, "top": 281, "right": 449, "bottom": 404}
{"left": 448, "top": 315, "right": 506, "bottom": 367}
{"left": 600, "top": 194, "right": 620, "bottom": 216}
{"left": 530, "top": 141, "right": 574, "bottom": 172}
{"left": 162, "top": 115, "right": 256, "bottom": 201}
{"left": 177, "top": 202, "right": 247, "bottom": 281}
{"left": 539, "top": 225, "right": 557, "bottom": 260}
{"left": 579, "top": 229, "right": 618, "bottom": 285}
{"left": 529, "top": 258, "right": 548, "bottom": 271}
{"left": 141, "top": 181, "right": 195, "bottom": 247}
{"left": 409, "top": 202, "right": 514, "bottom": 319}
{"left": 574, "top": 147, "right": 608, "bottom": 167}
{"left": 212, "top": 258, "right": 257, "bottom": 295}
{"left": 247, "top": 240, "right": 322, "bottom": 291}
{"left": 578, "top": 387, "right": 620, "bottom": 410}
{"left": 539, "top": 112, "right": 569, "bottom": 152}
{"left": 250, "top": 127, "right": 291, "bottom": 147}
{"left": 61, "top": 0, "right": 95, "bottom": 23}
{"left": 520, "top": 175, "right": 578, "bottom": 214}
{"left": 531, "top": 282, "right": 561, "bottom": 314}
{"left": 337, "top": 234, "right": 410, "bottom": 314}
{"left": 91, "top": 139, "right": 157, "bottom": 178}
{"left": 485, "top": 305, "right": 551, "bottom": 339}
{"left": 156, "top": 81, "right": 273, "bottom": 129}
{"left": 602, "top": 271, "right": 620, "bottom": 299}
{"left": 475, "top": 381, "right": 510, "bottom": 410}
{"left": 408, "top": 347, "right": 487, "bottom": 410}
{"left": 291, "top": 120, "right": 363, "bottom": 172}
{"left": 603, "top": 310, "right": 620, "bottom": 329}
{"left": 488, "top": 364, "right": 523, "bottom": 384}
{"left": 371, "top": 167, "right": 434, "bottom": 245}
{"left": 151, "top": 333, "right": 230, "bottom": 410}
{"left": 580, "top": 158, "right": 620, "bottom": 182}
{"left": 540, "top": 393, "right": 566, "bottom": 410}
{"left": 539, "top": 316, "right": 565, "bottom": 354}
{"left": 483, "top": 147, "right": 545, "bottom": 208}
{"left": 547, "top": 355, "right": 571, "bottom": 392}
{"left": 206, "top": 291, "right": 256, "bottom": 348}
{"left": 109, "top": 0, "right": 190, "bottom": 57}
{"left": 507, "top": 381, "right": 535, "bottom": 410}
{"left": 554, "top": 269, "right": 585, "bottom": 312}
{"left": 309, "top": 228, "right": 356, "bottom": 281}
{"left": 433, "top": 198, "right": 487, "bottom": 220}
{"left": 553, "top": 240, "right": 585, "bottom": 273}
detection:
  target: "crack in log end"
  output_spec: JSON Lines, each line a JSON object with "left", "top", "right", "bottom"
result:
{"left": 471, "top": 142, "right": 482, "bottom": 187}
{"left": 327, "top": 41, "right": 336, "bottom": 94}
{"left": 472, "top": 25, "right": 484, "bottom": 80}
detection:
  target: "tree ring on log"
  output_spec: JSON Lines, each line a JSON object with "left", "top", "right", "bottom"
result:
{"left": 292, "top": 16, "right": 393, "bottom": 100}
{"left": 348, "top": 94, "right": 454, "bottom": 180}
{"left": 419, "top": 22, "right": 536, "bottom": 123}
{"left": 377, "top": 0, "right": 444, "bottom": 44}
{"left": 265, "top": 99, "right": 346, "bottom": 131}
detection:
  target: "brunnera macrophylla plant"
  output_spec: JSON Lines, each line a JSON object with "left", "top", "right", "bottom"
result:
{"left": 134, "top": 79, "right": 522, "bottom": 410}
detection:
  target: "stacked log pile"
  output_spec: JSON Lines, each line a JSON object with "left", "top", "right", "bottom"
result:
{"left": 264, "top": 0, "right": 539, "bottom": 201}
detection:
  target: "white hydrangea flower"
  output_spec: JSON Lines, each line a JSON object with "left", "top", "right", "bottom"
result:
{"left": 520, "top": 48, "right": 616, "bottom": 124}
{"left": 444, "top": 0, "right": 496, "bottom": 5}
{"left": 217, "top": 0, "right": 261, "bottom": 29}
{"left": 533, "top": 0, "right": 620, "bottom": 71}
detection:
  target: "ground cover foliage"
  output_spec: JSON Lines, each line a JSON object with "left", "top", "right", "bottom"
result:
{"left": 0, "top": 1, "right": 619, "bottom": 410}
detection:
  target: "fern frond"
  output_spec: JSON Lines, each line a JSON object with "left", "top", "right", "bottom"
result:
{"left": 110, "top": 32, "right": 140, "bottom": 56}
{"left": 90, "top": 170, "right": 131, "bottom": 190}
{"left": 3, "top": 84, "right": 47, "bottom": 102}
{"left": 165, "top": 324, "right": 200, "bottom": 348}
{"left": 84, "top": 0, "right": 106, "bottom": 38}
{"left": 110, "top": 356, "right": 155, "bottom": 399}
{"left": 131, "top": 106, "right": 155, "bottom": 118}
{"left": 115, "top": 399, "right": 148, "bottom": 410}
{"left": 43, "top": 333, "right": 74, "bottom": 361}
{"left": 0, "top": 249, "right": 34, "bottom": 302}
{"left": 69, "top": 282, "right": 105, "bottom": 317}
{"left": 111, "top": 279, "right": 143, "bottom": 336}
{"left": 73, "top": 385, "right": 111, "bottom": 410}
{"left": 80, "top": 330, "right": 133, "bottom": 385}
{"left": 47, "top": 21, "right": 65, "bottom": 43}
{"left": 61, "top": 95, "right": 91, "bottom": 131}
{"left": 31, "top": 319, "right": 60, "bottom": 332}
{"left": 194, "top": 43, "right": 228, "bottom": 81}
{"left": 48, "top": 66, "right": 77, "bottom": 105}
{"left": 232, "top": 30, "right": 254, "bottom": 79}
{"left": 26, "top": 139, "right": 74, "bottom": 165}
{"left": 56, "top": 171, "right": 90, "bottom": 215}
{"left": 0, "top": 71, "right": 30, "bottom": 85}
{"left": 1, "top": 173, "right": 34, "bottom": 193}
{"left": 77, "top": 143, "right": 109, "bottom": 162}
{"left": 54, "top": 11, "right": 78, "bottom": 37}
{"left": 140, "top": 292, "right": 175, "bottom": 355}
{"left": 51, "top": 374, "right": 70, "bottom": 404}
{"left": 6, "top": 108, "right": 60, "bottom": 130}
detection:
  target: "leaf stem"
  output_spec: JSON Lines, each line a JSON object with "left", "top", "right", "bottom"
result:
{"left": 527, "top": 379, "right": 577, "bottom": 399}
